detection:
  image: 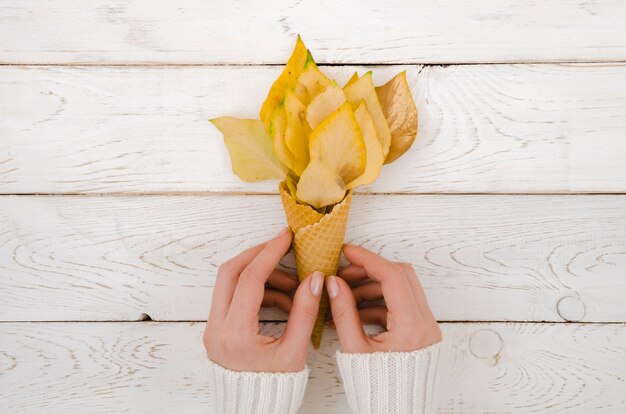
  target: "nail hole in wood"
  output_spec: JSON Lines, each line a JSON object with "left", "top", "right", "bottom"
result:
{"left": 140, "top": 313, "right": 153, "bottom": 321}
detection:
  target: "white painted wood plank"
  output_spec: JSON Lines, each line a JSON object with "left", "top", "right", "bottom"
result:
{"left": 2, "top": 1, "right": 626, "bottom": 64}
{"left": 2, "top": 64, "right": 626, "bottom": 194}
{"left": 1, "top": 322, "right": 624, "bottom": 413}
{"left": 2, "top": 195, "right": 625, "bottom": 322}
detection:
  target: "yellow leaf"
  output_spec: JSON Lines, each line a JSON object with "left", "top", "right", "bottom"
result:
{"left": 284, "top": 90, "right": 310, "bottom": 176}
{"left": 344, "top": 72, "right": 359, "bottom": 88}
{"left": 269, "top": 102, "right": 296, "bottom": 172}
{"left": 294, "top": 51, "right": 332, "bottom": 104}
{"left": 309, "top": 102, "right": 366, "bottom": 184}
{"left": 285, "top": 171, "right": 300, "bottom": 199}
{"left": 260, "top": 36, "right": 308, "bottom": 134}
{"left": 210, "top": 117, "right": 285, "bottom": 182}
{"left": 346, "top": 102, "right": 385, "bottom": 189}
{"left": 376, "top": 71, "right": 418, "bottom": 164}
{"left": 343, "top": 72, "right": 391, "bottom": 159}
{"left": 296, "top": 158, "right": 346, "bottom": 209}
{"left": 305, "top": 83, "right": 347, "bottom": 129}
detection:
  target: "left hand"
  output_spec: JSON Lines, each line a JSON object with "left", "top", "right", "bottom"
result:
{"left": 203, "top": 228, "right": 323, "bottom": 372}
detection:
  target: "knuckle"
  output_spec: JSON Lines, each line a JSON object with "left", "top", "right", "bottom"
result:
{"left": 239, "top": 266, "right": 256, "bottom": 282}
{"left": 332, "top": 304, "right": 352, "bottom": 323}
{"left": 292, "top": 292, "right": 317, "bottom": 318}
{"left": 217, "top": 261, "right": 235, "bottom": 278}
{"left": 398, "top": 262, "right": 413, "bottom": 272}
{"left": 300, "top": 304, "right": 319, "bottom": 321}
{"left": 396, "top": 262, "right": 413, "bottom": 274}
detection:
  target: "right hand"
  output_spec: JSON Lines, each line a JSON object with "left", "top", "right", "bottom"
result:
{"left": 326, "top": 244, "right": 442, "bottom": 353}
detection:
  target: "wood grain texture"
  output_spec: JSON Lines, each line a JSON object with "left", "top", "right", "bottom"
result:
{"left": 2, "top": 64, "right": 626, "bottom": 194}
{"left": 2, "top": 194, "right": 625, "bottom": 322}
{"left": 1, "top": 322, "right": 624, "bottom": 413}
{"left": 2, "top": 1, "right": 626, "bottom": 64}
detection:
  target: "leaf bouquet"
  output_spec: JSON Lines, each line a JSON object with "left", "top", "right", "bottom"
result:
{"left": 211, "top": 37, "right": 418, "bottom": 348}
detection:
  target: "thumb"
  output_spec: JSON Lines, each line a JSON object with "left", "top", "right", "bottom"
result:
{"left": 280, "top": 271, "right": 323, "bottom": 350}
{"left": 326, "top": 276, "right": 370, "bottom": 353}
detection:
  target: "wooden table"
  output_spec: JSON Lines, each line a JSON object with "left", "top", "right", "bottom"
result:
{"left": 1, "top": 1, "right": 626, "bottom": 412}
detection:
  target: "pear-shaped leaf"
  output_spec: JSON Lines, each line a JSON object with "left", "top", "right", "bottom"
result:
{"left": 211, "top": 117, "right": 285, "bottom": 182}
{"left": 376, "top": 71, "right": 418, "bottom": 164}
{"left": 294, "top": 52, "right": 332, "bottom": 104}
{"left": 306, "top": 83, "right": 347, "bottom": 129}
{"left": 284, "top": 90, "right": 310, "bottom": 176}
{"left": 346, "top": 102, "right": 384, "bottom": 189}
{"left": 260, "top": 36, "right": 308, "bottom": 134}
{"left": 343, "top": 72, "right": 391, "bottom": 159}
{"left": 297, "top": 158, "right": 346, "bottom": 209}
{"left": 309, "top": 102, "right": 366, "bottom": 184}
{"left": 269, "top": 102, "right": 296, "bottom": 172}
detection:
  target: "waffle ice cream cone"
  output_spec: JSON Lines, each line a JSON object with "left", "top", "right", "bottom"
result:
{"left": 279, "top": 181, "right": 352, "bottom": 348}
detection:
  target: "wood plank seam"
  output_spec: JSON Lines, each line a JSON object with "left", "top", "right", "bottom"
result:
{"left": 1, "top": 322, "right": 625, "bottom": 412}
{"left": 4, "top": 192, "right": 626, "bottom": 196}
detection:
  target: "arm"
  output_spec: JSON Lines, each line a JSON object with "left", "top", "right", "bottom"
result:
{"left": 335, "top": 344, "right": 441, "bottom": 414}
{"left": 203, "top": 228, "right": 324, "bottom": 414}
{"left": 327, "top": 244, "right": 443, "bottom": 414}
{"left": 207, "top": 359, "right": 309, "bottom": 414}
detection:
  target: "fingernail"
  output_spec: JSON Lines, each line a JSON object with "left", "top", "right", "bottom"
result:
{"left": 276, "top": 226, "right": 290, "bottom": 237}
{"left": 310, "top": 271, "right": 324, "bottom": 296}
{"left": 327, "top": 276, "right": 339, "bottom": 299}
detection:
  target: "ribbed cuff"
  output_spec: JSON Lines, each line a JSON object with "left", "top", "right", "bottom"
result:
{"left": 336, "top": 342, "right": 442, "bottom": 414}
{"left": 207, "top": 358, "right": 309, "bottom": 414}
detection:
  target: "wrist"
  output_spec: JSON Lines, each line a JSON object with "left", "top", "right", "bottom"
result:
{"left": 337, "top": 340, "right": 442, "bottom": 356}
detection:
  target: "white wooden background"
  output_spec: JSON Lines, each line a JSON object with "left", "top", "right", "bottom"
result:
{"left": 1, "top": 1, "right": 626, "bottom": 413}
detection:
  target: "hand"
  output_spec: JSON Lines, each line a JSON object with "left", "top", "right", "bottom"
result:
{"left": 326, "top": 244, "right": 442, "bottom": 353}
{"left": 203, "top": 228, "right": 324, "bottom": 372}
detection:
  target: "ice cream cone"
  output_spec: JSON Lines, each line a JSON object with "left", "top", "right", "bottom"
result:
{"left": 279, "top": 181, "right": 352, "bottom": 348}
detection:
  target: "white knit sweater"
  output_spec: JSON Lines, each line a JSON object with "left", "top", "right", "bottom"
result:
{"left": 207, "top": 342, "right": 441, "bottom": 414}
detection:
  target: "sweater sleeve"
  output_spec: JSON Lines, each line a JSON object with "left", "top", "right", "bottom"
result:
{"left": 336, "top": 342, "right": 442, "bottom": 414}
{"left": 207, "top": 358, "right": 309, "bottom": 414}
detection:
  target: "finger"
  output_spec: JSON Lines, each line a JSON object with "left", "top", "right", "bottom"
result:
{"left": 261, "top": 288, "right": 293, "bottom": 314}
{"left": 342, "top": 244, "right": 420, "bottom": 323}
{"left": 209, "top": 241, "right": 268, "bottom": 323}
{"left": 326, "top": 276, "right": 370, "bottom": 353}
{"left": 400, "top": 263, "right": 437, "bottom": 326}
{"left": 358, "top": 306, "right": 388, "bottom": 328}
{"left": 337, "top": 264, "right": 368, "bottom": 283}
{"left": 280, "top": 271, "right": 324, "bottom": 351}
{"left": 352, "top": 281, "right": 383, "bottom": 305}
{"left": 227, "top": 229, "right": 293, "bottom": 328}
{"left": 267, "top": 269, "right": 299, "bottom": 292}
